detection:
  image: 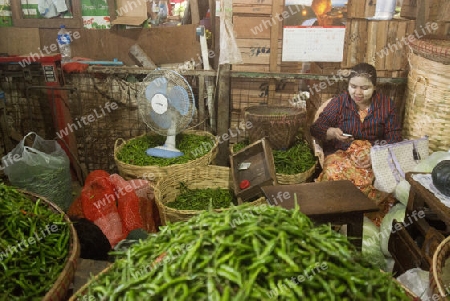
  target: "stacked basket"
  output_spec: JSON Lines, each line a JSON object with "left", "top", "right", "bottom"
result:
{"left": 114, "top": 130, "right": 218, "bottom": 181}
{"left": 403, "top": 36, "right": 450, "bottom": 152}
{"left": 244, "top": 105, "right": 306, "bottom": 150}
{"left": 154, "top": 165, "right": 267, "bottom": 225}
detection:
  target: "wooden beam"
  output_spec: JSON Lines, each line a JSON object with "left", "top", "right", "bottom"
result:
{"left": 215, "top": 64, "right": 231, "bottom": 166}
{"left": 190, "top": 0, "right": 201, "bottom": 24}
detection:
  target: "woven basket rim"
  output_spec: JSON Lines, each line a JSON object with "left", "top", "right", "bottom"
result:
{"left": 408, "top": 35, "right": 450, "bottom": 64}
{"left": 276, "top": 161, "right": 317, "bottom": 183}
{"left": 432, "top": 235, "right": 450, "bottom": 297}
{"left": 154, "top": 165, "right": 266, "bottom": 224}
{"left": 114, "top": 130, "right": 218, "bottom": 170}
{"left": 18, "top": 190, "right": 80, "bottom": 301}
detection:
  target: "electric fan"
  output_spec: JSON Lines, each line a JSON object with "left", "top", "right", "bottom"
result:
{"left": 137, "top": 69, "right": 196, "bottom": 158}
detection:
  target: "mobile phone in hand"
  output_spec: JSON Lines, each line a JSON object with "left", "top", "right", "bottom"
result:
{"left": 342, "top": 133, "right": 353, "bottom": 137}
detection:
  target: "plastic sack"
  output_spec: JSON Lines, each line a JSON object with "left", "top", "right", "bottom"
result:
{"left": 394, "top": 179, "right": 411, "bottom": 206}
{"left": 81, "top": 173, "right": 125, "bottom": 247}
{"left": 2, "top": 132, "right": 73, "bottom": 212}
{"left": 218, "top": 0, "right": 243, "bottom": 65}
{"left": 362, "top": 217, "right": 387, "bottom": 271}
{"left": 380, "top": 203, "right": 406, "bottom": 257}
{"left": 128, "top": 178, "right": 159, "bottom": 233}
{"left": 109, "top": 174, "right": 144, "bottom": 236}
{"left": 396, "top": 268, "right": 430, "bottom": 300}
{"left": 413, "top": 151, "right": 450, "bottom": 173}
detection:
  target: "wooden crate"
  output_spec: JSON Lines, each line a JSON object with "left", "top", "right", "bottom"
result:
{"left": 400, "top": 0, "right": 417, "bottom": 19}
{"left": 347, "top": 0, "right": 377, "bottom": 18}
{"left": 341, "top": 18, "right": 417, "bottom": 70}
{"left": 230, "top": 138, "right": 277, "bottom": 202}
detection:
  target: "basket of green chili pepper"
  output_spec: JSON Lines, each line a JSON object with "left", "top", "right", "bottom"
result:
{"left": 71, "top": 203, "right": 415, "bottom": 300}
{"left": 231, "top": 139, "right": 318, "bottom": 184}
{"left": 0, "top": 183, "right": 79, "bottom": 301}
{"left": 114, "top": 130, "right": 218, "bottom": 181}
{"left": 154, "top": 165, "right": 266, "bottom": 225}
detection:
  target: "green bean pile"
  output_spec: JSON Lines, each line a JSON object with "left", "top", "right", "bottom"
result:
{"left": 0, "top": 183, "right": 70, "bottom": 300}
{"left": 79, "top": 204, "right": 410, "bottom": 300}
{"left": 233, "top": 140, "right": 316, "bottom": 175}
{"left": 116, "top": 134, "right": 214, "bottom": 166}
{"left": 166, "top": 183, "right": 234, "bottom": 210}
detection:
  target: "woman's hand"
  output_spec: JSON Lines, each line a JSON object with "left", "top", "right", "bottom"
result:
{"left": 326, "top": 127, "right": 353, "bottom": 142}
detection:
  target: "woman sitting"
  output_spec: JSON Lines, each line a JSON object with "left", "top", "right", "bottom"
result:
{"left": 310, "top": 63, "right": 403, "bottom": 225}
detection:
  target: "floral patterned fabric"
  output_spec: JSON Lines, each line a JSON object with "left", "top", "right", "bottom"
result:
{"left": 316, "top": 140, "right": 396, "bottom": 226}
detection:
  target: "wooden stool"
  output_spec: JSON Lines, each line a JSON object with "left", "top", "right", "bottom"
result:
{"left": 261, "top": 180, "right": 379, "bottom": 250}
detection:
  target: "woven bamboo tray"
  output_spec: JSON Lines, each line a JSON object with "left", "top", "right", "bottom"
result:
{"left": 402, "top": 53, "right": 450, "bottom": 152}
{"left": 430, "top": 235, "right": 450, "bottom": 300}
{"left": 20, "top": 190, "right": 80, "bottom": 301}
{"left": 114, "top": 130, "right": 218, "bottom": 181}
{"left": 408, "top": 35, "right": 450, "bottom": 64}
{"left": 154, "top": 165, "right": 267, "bottom": 225}
{"left": 244, "top": 106, "right": 306, "bottom": 150}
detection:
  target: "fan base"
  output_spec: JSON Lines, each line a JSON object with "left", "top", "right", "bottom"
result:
{"left": 146, "top": 146, "right": 184, "bottom": 158}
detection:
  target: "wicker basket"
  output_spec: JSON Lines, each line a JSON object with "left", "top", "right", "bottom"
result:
{"left": 402, "top": 53, "right": 450, "bottom": 152}
{"left": 408, "top": 35, "right": 450, "bottom": 64}
{"left": 276, "top": 162, "right": 317, "bottom": 184}
{"left": 244, "top": 106, "right": 306, "bottom": 150}
{"left": 19, "top": 190, "right": 80, "bottom": 301}
{"left": 229, "top": 142, "right": 317, "bottom": 185}
{"left": 430, "top": 235, "right": 450, "bottom": 300}
{"left": 154, "top": 165, "right": 267, "bottom": 225}
{"left": 114, "top": 130, "right": 218, "bottom": 181}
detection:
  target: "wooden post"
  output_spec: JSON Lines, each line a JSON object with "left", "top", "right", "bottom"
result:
{"left": 215, "top": 64, "right": 231, "bottom": 166}
{"left": 190, "top": 0, "right": 200, "bottom": 24}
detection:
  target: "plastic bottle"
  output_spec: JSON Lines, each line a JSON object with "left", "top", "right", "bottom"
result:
{"left": 57, "top": 25, "right": 72, "bottom": 63}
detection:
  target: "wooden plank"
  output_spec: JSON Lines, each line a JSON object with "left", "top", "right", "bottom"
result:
{"left": 401, "top": 0, "right": 418, "bottom": 19}
{"left": 233, "top": 15, "right": 272, "bottom": 39}
{"left": 366, "top": 21, "right": 378, "bottom": 69}
{"left": 232, "top": 4, "right": 272, "bottom": 15}
{"left": 0, "top": 28, "right": 40, "bottom": 55}
{"left": 395, "top": 20, "right": 409, "bottom": 71}
{"left": 233, "top": 0, "right": 272, "bottom": 5}
{"left": 385, "top": 20, "right": 398, "bottom": 72}
{"left": 190, "top": 0, "right": 200, "bottom": 24}
{"left": 216, "top": 64, "right": 231, "bottom": 166}
{"left": 269, "top": 0, "right": 280, "bottom": 75}
{"left": 375, "top": 21, "right": 389, "bottom": 70}
{"left": 231, "top": 64, "right": 271, "bottom": 72}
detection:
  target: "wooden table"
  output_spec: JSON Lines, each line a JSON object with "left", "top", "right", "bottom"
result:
{"left": 261, "top": 180, "right": 379, "bottom": 250}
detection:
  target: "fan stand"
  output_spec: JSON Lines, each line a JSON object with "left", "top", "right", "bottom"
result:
{"left": 146, "top": 135, "right": 184, "bottom": 158}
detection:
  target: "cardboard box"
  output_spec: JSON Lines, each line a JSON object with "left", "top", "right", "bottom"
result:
{"left": 112, "top": 0, "right": 149, "bottom": 26}
{"left": 230, "top": 138, "right": 277, "bottom": 202}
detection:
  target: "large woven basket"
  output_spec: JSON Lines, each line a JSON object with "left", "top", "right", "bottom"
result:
{"left": 20, "top": 190, "right": 80, "bottom": 301}
{"left": 114, "top": 130, "right": 218, "bottom": 181}
{"left": 402, "top": 53, "right": 450, "bottom": 152}
{"left": 430, "top": 235, "right": 450, "bottom": 300}
{"left": 408, "top": 35, "right": 450, "bottom": 64}
{"left": 154, "top": 165, "right": 267, "bottom": 225}
{"left": 244, "top": 106, "right": 306, "bottom": 150}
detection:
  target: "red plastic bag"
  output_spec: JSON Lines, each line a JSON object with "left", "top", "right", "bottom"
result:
{"left": 128, "top": 179, "right": 159, "bottom": 233}
{"left": 81, "top": 173, "right": 125, "bottom": 247}
{"left": 109, "top": 174, "right": 144, "bottom": 235}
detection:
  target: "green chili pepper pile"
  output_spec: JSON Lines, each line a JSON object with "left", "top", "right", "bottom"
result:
{"left": 233, "top": 140, "right": 316, "bottom": 175}
{"left": 166, "top": 182, "right": 234, "bottom": 210}
{"left": 0, "top": 183, "right": 71, "bottom": 300}
{"left": 79, "top": 204, "right": 410, "bottom": 300}
{"left": 116, "top": 134, "right": 215, "bottom": 166}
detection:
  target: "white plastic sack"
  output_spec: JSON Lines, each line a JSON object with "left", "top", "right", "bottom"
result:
{"left": 380, "top": 203, "right": 406, "bottom": 257}
{"left": 413, "top": 151, "right": 450, "bottom": 173}
{"left": 2, "top": 132, "right": 73, "bottom": 212}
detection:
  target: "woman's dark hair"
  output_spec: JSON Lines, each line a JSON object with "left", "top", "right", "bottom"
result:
{"left": 349, "top": 63, "right": 377, "bottom": 86}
